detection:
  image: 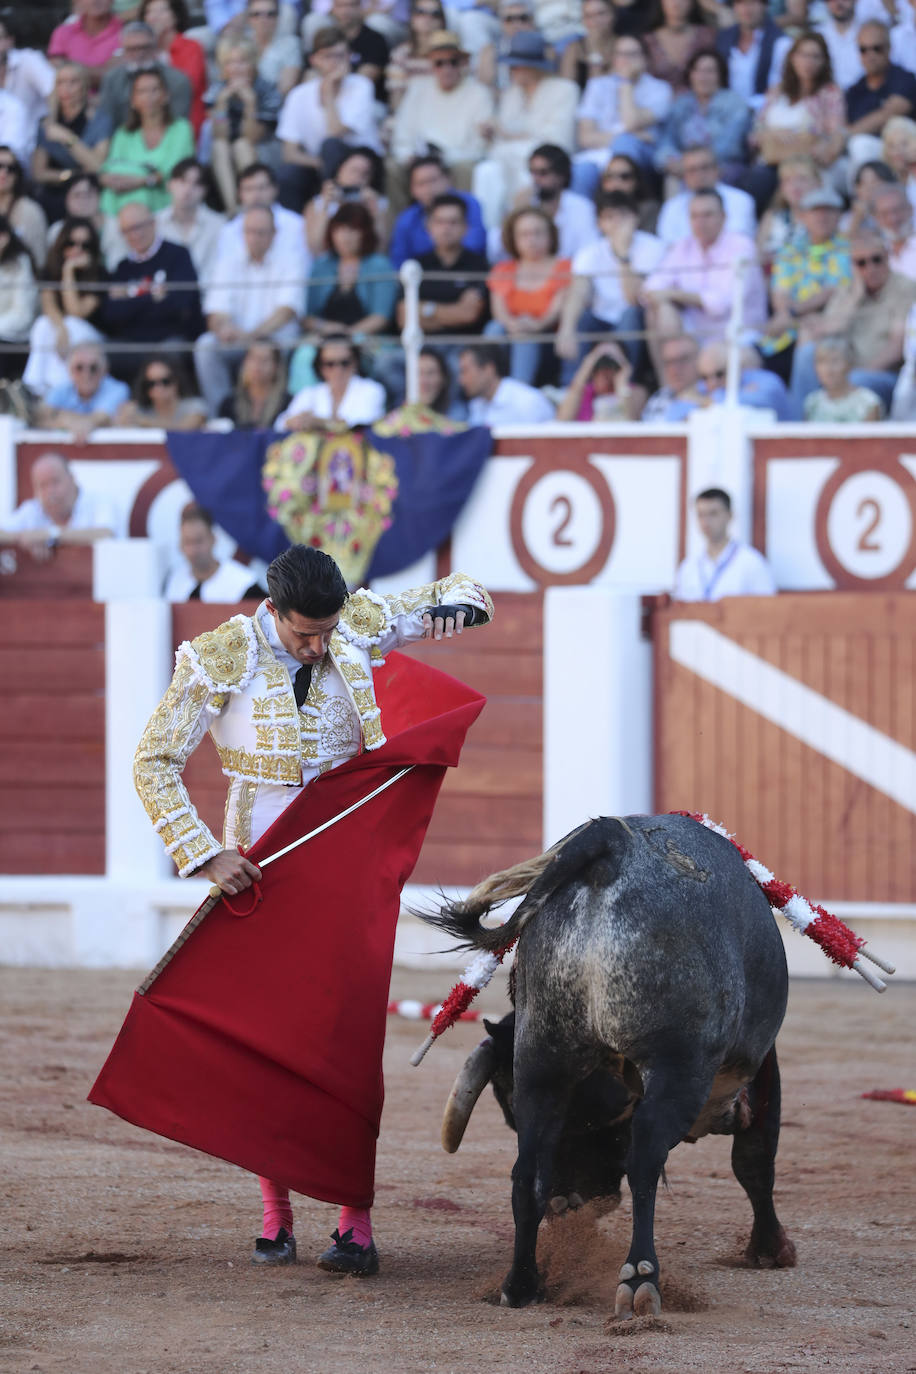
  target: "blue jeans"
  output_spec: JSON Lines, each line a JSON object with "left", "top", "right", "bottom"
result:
{"left": 791, "top": 341, "right": 899, "bottom": 412}
{"left": 560, "top": 305, "right": 646, "bottom": 383}
{"left": 484, "top": 319, "right": 551, "bottom": 386}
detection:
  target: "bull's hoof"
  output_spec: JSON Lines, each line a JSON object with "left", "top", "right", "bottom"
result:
{"left": 745, "top": 1224, "right": 797, "bottom": 1269}
{"left": 634, "top": 1281, "right": 662, "bottom": 1316}
{"left": 615, "top": 1261, "right": 661, "bottom": 1319}
{"left": 500, "top": 1269, "right": 544, "bottom": 1308}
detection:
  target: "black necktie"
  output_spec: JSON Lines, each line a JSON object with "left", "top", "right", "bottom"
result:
{"left": 293, "top": 663, "right": 313, "bottom": 708}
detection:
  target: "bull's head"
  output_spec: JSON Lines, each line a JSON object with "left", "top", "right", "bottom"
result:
{"left": 442, "top": 1012, "right": 640, "bottom": 1213}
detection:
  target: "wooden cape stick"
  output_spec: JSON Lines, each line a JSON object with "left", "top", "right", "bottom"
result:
{"left": 136, "top": 766, "right": 415, "bottom": 996}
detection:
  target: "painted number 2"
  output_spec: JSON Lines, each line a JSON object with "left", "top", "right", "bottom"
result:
{"left": 550, "top": 494, "right": 574, "bottom": 547}
{"left": 856, "top": 497, "right": 881, "bottom": 552}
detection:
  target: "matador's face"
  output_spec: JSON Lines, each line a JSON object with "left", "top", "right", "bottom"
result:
{"left": 266, "top": 601, "right": 341, "bottom": 664}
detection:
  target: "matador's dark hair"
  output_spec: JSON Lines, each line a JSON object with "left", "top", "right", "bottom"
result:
{"left": 266, "top": 545, "right": 349, "bottom": 618}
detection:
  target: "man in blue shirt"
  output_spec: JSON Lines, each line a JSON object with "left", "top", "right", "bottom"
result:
{"left": 36, "top": 341, "right": 130, "bottom": 444}
{"left": 389, "top": 155, "right": 486, "bottom": 267}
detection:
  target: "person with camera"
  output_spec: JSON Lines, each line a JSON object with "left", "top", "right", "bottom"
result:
{"left": 304, "top": 146, "right": 388, "bottom": 256}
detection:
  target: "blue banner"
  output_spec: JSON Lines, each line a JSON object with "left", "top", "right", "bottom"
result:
{"left": 165, "top": 423, "right": 492, "bottom": 578}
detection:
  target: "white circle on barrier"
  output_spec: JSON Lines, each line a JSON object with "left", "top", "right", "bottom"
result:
{"left": 519, "top": 470, "right": 605, "bottom": 576}
{"left": 825, "top": 470, "right": 913, "bottom": 579}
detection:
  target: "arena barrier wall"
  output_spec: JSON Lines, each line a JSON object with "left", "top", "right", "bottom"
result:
{"left": 0, "top": 415, "right": 913, "bottom": 972}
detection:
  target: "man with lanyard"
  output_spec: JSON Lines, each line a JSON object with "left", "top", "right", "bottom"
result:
{"left": 673, "top": 487, "right": 777, "bottom": 601}
{"left": 133, "top": 544, "right": 493, "bottom": 1276}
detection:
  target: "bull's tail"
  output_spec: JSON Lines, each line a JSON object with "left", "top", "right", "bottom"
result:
{"left": 419, "top": 816, "right": 633, "bottom": 952}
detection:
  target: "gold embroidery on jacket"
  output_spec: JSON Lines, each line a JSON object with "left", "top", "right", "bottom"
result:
{"left": 214, "top": 745, "right": 303, "bottom": 783}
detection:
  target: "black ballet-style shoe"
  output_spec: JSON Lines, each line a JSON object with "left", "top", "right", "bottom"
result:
{"left": 251, "top": 1227, "right": 297, "bottom": 1265}
{"left": 316, "top": 1227, "right": 379, "bottom": 1277}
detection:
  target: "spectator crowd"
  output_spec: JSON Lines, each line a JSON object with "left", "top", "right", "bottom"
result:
{"left": 4, "top": 0, "right": 916, "bottom": 426}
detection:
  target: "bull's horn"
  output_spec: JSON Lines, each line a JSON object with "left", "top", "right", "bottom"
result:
{"left": 441, "top": 1039, "right": 496, "bottom": 1153}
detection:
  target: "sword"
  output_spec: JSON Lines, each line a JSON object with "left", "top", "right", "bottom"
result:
{"left": 137, "top": 766, "right": 415, "bottom": 995}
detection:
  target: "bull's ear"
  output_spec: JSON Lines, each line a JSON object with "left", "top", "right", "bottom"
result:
{"left": 441, "top": 1038, "right": 496, "bottom": 1153}
{"left": 483, "top": 1012, "right": 515, "bottom": 1048}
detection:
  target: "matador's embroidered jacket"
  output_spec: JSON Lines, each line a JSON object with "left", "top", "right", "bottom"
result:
{"left": 134, "top": 573, "right": 494, "bottom": 877}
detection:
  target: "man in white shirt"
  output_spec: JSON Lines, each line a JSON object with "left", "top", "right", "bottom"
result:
{"left": 276, "top": 25, "right": 380, "bottom": 210}
{"left": 156, "top": 159, "right": 226, "bottom": 281}
{"left": 458, "top": 342, "right": 555, "bottom": 424}
{"left": 0, "top": 452, "right": 116, "bottom": 560}
{"left": 506, "top": 144, "right": 599, "bottom": 262}
{"left": 0, "top": 88, "right": 31, "bottom": 164}
{"left": 0, "top": 20, "right": 55, "bottom": 128}
{"left": 214, "top": 162, "right": 309, "bottom": 272}
{"left": 165, "top": 503, "right": 265, "bottom": 602}
{"left": 195, "top": 206, "right": 302, "bottom": 413}
{"left": 655, "top": 147, "right": 757, "bottom": 247}
{"left": 556, "top": 190, "right": 664, "bottom": 372}
{"left": 674, "top": 487, "right": 777, "bottom": 602}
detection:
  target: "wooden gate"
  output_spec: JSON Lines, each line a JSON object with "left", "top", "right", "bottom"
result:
{"left": 0, "top": 596, "right": 106, "bottom": 874}
{"left": 653, "top": 594, "right": 915, "bottom": 904}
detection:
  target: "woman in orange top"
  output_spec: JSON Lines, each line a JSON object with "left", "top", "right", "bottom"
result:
{"left": 486, "top": 206, "right": 571, "bottom": 386}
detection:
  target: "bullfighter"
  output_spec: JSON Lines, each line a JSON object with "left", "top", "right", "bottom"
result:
{"left": 132, "top": 544, "right": 493, "bottom": 1277}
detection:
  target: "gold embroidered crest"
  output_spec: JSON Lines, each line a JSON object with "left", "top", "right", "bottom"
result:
{"left": 342, "top": 591, "right": 390, "bottom": 643}
{"left": 190, "top": 619, "right": 254, "bottom": 688}
{"left": 262, "top": 430, "right": 398, "bottom": 586}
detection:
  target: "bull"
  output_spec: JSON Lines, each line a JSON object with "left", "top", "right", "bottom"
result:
{"left": 423, "top": 813, "right": 797, "bottom": 1315}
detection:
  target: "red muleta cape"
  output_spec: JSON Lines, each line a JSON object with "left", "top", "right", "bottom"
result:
{"left": 89, "top": 651, "right": 485, "bottom": 1207}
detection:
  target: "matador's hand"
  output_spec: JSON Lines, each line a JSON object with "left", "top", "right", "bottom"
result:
{"left": 421, "top": 605, "right": 470, "bottom": 640}
{"left": 200, "top": 849, "right": 262, "bottom": 895}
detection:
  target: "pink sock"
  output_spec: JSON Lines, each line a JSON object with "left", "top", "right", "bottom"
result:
{"left": 338, "top": 1205, "right": 372, "bottom": 1248}
{"left": 258, "top": 1176, "right": 293, "bottom": 1240}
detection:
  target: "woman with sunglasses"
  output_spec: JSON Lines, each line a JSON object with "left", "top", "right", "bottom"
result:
{"left": 31, "top": 63, "right": 111, "bottom": 224}
{"left": 276, "top": 334, "right": 386, "bottom": 432}
{"left": 206, "top": 36, "right": 284, "bottom": 214}
{"left": 116, "top": 353, "right": 208, "bottom": 430}
{"left": 24, "top": 216, "right": 107, "bottom": 398}
{"left": 0, "top": 147, "right": 48, "bottom": 273}
{"left": 139, "top": 0, "right": 208, "bottom": 136}
{"left": 386, "top": 0, "right": 448, "bottom": 110}
{"left": 219, "top": 340, "right": 291, "bottom": 428}
{"left": 247, "top": 0, "right": 302, "bottom": 99}
{"left": 0, "top": 214, "right": 37, "bottom": 379}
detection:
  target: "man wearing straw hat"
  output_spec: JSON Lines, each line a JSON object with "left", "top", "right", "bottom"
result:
{"left": 389, "top": 30, "right": 493, "bottom": 209}
{"left": 129, "top": 545, "right": 493, "bottom": 1276}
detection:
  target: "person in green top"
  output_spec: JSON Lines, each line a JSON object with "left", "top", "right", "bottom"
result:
{"left": 757, "top": 185, "right": 851, "bottom": 377}
{"left": 100, "top": 67, "right": 194, "bottom": 216}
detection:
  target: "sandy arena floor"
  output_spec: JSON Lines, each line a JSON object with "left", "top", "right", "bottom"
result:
{"left": 0, "top": 966, "right": 913, "bottom": 1374}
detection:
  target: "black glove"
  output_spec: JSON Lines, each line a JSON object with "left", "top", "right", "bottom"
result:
{"left": 424, "top": 603, "right": 477, "bottom": 627}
